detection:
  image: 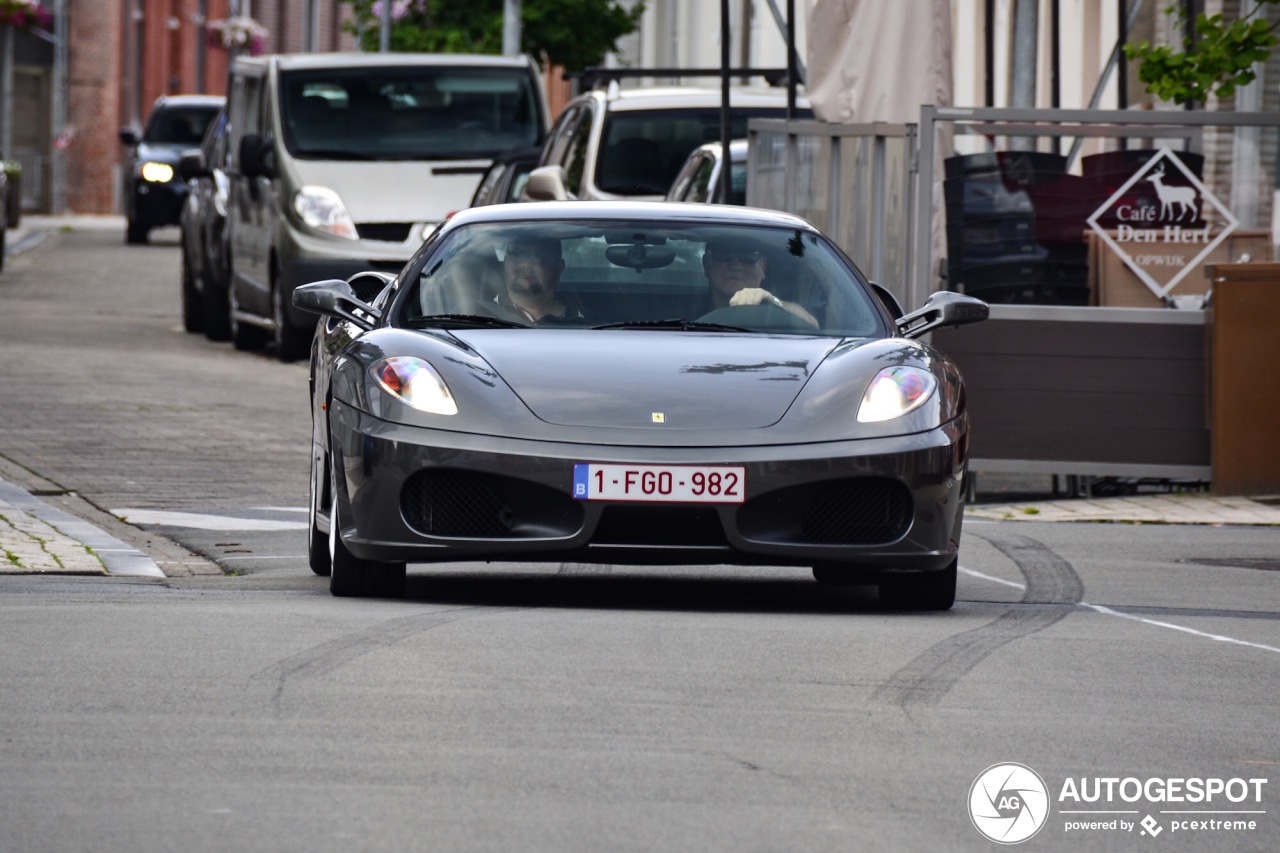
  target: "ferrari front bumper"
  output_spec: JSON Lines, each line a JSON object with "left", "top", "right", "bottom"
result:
{"left": 329, "top": 400, "right": 969, "bottom": 574}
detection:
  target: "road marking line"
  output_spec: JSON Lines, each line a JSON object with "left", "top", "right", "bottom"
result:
{"left": 111, "top": 509, "right": 307, "bottom": 531}
{"left": 959, "top": 565, "right": 1025, "bottom": 589}
{"left": 961, "top": 566, "right": 1280, "bottom": 655}
{"left": 1082, "top": 603, "right": 1280, "bottom": 655}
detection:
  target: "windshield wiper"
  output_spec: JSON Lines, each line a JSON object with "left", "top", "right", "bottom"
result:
{"left": 407, "top": 313, "right": 529, "bottom": 330}
{"left": 592, "top": 318, "right": 752, "bottom": 333}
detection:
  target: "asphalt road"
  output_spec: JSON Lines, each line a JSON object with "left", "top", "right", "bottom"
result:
{"left": 0, "top": 224, "right": 1276, "bottom": 852}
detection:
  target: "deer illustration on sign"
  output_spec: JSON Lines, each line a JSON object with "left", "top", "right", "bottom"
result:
{"left": 1145, "top": 164, "right": 1199, "bottom": 222}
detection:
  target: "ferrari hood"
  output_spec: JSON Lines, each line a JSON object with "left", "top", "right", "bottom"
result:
{"left": 287, "top": 159, "right": 488, "bottom": 224}
{"left": 451, "top": 330, "right": 840, "bottom": 429}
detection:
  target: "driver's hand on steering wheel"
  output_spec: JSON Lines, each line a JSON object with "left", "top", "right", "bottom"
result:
{"left": 728, "top": 287, "right": 781, "bottom": 308}
{"left": 729, "top": 287, "right": 819, "bottom": 328}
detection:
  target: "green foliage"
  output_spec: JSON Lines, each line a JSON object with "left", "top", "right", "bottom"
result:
{"left": 1124, "top": 1, "right": 1280, "bottom": 104}
{"left": 341, "top": 0, "right": 645, "bottom": 72}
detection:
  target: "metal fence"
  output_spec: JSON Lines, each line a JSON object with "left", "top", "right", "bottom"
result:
{"left": 12, "top": 149, "right": 46, "bottom": 211}
{"left": 745, "top": 106, "right": 1280, "bottom": 484}
{"left": 746, "top": 119, "right": 915, "bottom": 304}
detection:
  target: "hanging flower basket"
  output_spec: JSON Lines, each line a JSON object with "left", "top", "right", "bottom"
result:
{"left": 207, "top": 15, "right": 268, "bottom": 55}
{"left": 0, "top": 0, "right": 53, "bottom": 30}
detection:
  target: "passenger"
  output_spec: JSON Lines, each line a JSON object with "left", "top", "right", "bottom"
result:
{"left": 701, "top": 239, "right": 818, "bottom": 327}
{"left": 490, "top": 236, "right": 586, "bottom": 325}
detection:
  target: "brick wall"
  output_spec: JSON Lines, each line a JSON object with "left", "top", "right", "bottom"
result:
{"left": 64, "top": 0, "right": 359, "bottom": 214}
{"left": 66, "top": 0, "right": 126, "bottom": 213}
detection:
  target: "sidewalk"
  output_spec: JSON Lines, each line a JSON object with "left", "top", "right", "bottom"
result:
{"left": 0, "top": 478, "right": 163, "bottom": 577}
{"left": 966, "top": 492, "right": 1280, "bottom": 525}
{"left": 6, "top": 213, "right": 126, "bottom": 260}
{"left": 2, "top": 215, "right": 163, "bottom": 577}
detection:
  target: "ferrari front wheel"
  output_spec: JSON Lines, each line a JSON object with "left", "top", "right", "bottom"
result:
{"left": 328, "top": 465, "right": 406, "bottom": 598}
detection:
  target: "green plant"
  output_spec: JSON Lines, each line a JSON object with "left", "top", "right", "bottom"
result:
{"left": 1125, "top": 1, "right": 1280, "bottom": 103}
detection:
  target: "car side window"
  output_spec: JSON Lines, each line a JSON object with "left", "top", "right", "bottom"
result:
{"left": 561, "top": 106, "right": 594, "bottom": 196}
{"left": 689, "top": 155, "right": 715, "bottom": 203}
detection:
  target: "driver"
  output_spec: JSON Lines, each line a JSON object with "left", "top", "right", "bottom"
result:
{"left": 701, "top": 239, "right": 818, "bottom": 327}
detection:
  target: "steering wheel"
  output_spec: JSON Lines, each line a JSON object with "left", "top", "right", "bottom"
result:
{"left": 696, "top": 302, "right": 815, "bottom": 332}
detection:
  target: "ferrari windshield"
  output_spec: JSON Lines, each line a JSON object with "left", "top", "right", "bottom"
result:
{"left": 400, "top": 219, "right": 887, "bottom": 337}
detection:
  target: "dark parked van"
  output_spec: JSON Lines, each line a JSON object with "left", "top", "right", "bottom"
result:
{"left": 226, "top": 53, "right": 549, "bottom": 360}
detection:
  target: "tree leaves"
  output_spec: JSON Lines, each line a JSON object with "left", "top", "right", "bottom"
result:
{"left": 340, "top": 0, "right": 646, "bottom": 72}
{"left": 1124, "top": 1, "right": 1280, "bottom": 104}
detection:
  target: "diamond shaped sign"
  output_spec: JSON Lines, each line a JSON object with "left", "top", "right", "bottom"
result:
{"left": 1086, "top": 148, "right": 1238, "bottom": 299}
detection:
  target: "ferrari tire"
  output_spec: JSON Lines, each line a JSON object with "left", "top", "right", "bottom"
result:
{"left": 878, "top": 557, "right": 957, "bottom": 611}
{"left": 307, "top": 452, "right": 331, "bottom": 577}
{"left": 329, "top": 473, "right": 406, "bottom": 598}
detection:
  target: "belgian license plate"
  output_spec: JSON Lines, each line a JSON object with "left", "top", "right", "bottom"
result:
{"left": 573, "top": 463, "right": 746, "bottom": 503}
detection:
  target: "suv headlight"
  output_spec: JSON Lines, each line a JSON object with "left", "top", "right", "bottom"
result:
{"left": 139, "top": 162, "right": 174, "bottom": 183}
{"left": 293, "top": 185, "right": 357, "bottom": 239}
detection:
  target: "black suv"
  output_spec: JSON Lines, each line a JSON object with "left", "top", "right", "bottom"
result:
{"left": 120, "top": 94, "right": 223, "bottom": 244}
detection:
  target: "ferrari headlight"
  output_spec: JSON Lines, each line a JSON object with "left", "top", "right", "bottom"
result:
{"left": 294, "top": 185, "right": 357, "bottom": 239}
{"left": 857, "top": 366, "right": 937, "bottom": 423}
{"left": 140, "top": 161, "right": 174, "bottom": 183}
{"left": 371, "top": 357, "right": 457, "bottom": 415}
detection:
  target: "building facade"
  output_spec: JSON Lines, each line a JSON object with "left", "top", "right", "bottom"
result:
{"left": 21, "top": 1, "right": 355, "bottom": 216}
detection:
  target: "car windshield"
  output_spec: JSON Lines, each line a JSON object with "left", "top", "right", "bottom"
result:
{"left": 280, "top": 66, "right": 542, "bottom": 161}
{"left": 597, "top": 108, "right": 805, "bottom": 195}
{"left": 399, "top": 218, "right": 886, "bottom": 337}
{"left": 143, "top": 105, "right": 221, "bottom": 145}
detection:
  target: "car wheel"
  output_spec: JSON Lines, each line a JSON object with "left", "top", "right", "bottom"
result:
{"left": 308, "top": 451, "right": 331, "bottom": 577}
{"left": 878, "top": 557, "right": 957, "bottom": 611}
{"left": 328, "top": 467, "right": 406, "bottom": 598}
{"left": 228, "top": 274, "right": 267, "bottom": 351}
{"left": 272, "top": 265, "right": 310, "bottom": 362}
{"left": 180, "top": 248, "right": 203, "bottom": 333}
{"left": 126, "top": 219, "right": 148, "bottom": 245}
{"left": 202, "top": 250, "right": 232, "bottom": 341}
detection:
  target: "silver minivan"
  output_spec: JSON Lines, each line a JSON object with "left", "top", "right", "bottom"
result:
{"left": 226, "top": 52, "right": 549, "bottom": 360}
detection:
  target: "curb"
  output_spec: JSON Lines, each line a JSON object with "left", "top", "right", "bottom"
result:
{"left": 0, "top": 478, "right": 164, "bottom": 577}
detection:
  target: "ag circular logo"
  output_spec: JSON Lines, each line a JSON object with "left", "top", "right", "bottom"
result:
{"left": 969, "top": 763, "right": 1050, "bottom": 844}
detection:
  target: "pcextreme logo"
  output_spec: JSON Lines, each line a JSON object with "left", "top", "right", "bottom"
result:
{"left": 969, "top": 764, "right": 1269, "bottom": 844}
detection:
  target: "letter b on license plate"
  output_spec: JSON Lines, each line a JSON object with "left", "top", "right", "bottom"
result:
{"left": 573, "top": 464, "right": 745, "bottom": 503}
